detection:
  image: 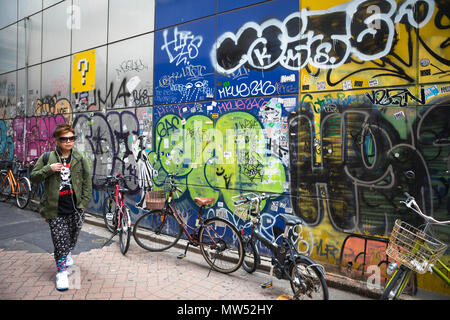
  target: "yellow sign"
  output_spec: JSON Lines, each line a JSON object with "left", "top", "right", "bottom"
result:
{"left": 72, "top": 49, "right": 95, "bottom": 93}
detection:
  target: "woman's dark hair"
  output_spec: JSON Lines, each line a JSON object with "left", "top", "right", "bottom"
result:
{"left": 53, "top": 123, "right": 75, "bottom": 138}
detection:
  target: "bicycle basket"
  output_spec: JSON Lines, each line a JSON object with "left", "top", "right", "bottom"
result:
{"left": 232, "top": 193, "right": 259, "bottom": 219}
{"left": 386, "top": 219, "right": 448, "bottom": 274}
{"left": 145, "top": 190, "right": 166, "bottom": 210}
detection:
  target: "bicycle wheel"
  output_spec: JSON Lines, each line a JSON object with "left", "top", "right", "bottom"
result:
{"left": 133, "top": 208, "right": 182, "bottom": 251}
{"left": 16, "top": 177, "right": 31, "bottom": 209}
{"left": 242, "top": 236, "right": 259, "bottom": 273}
{"left": 289, "top": 257, "right": 329, "bottom": 300}
{"left": 119, "top": 205, "right": 131, "bottom": 255}
{"left": 199, "top": 217, "right": 244, "bottom": 274}
{"left": 380, "top": 265, "right": 411, "bottom": 300}
{"left": 102, "top": 195, "right": 117, "bottom": 233}
{"left": 0, "top": 174, "right": 11, "bottom": 202}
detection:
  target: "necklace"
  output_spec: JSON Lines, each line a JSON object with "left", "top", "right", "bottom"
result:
{"left": 56, "top": 150, "right": 71, "bottom": 166}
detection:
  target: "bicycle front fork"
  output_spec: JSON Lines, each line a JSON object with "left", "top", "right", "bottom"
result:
{"left": 382, "top": 265, "right": 411, "bottom": 299}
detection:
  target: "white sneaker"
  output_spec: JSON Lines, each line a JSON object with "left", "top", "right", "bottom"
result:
{"left": 56, "top": 270, "right": 69, "bottom": 291}
{"left": 66, "top": 252, "right": 73, "bottom": 267}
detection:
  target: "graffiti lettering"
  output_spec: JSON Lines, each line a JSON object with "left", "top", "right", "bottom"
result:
{"left": 162, "top": 27, "right": 203, "bottom": 66}
{"left": 365, "top": 87, "right": 425, "bottom": 106}
{"left": 212, "top": 0, "right": 435, "bottom": 74}
{"left": 116, "top": 59, "right": 148, "bottom": 76}
{"left": 132, "top": 88, "right": 152, "bottom": 107}
{"left": 217, "top": 80, "right": 276, "bottom": 99}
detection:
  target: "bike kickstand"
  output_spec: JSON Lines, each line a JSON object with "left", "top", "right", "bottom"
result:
{"left": 207, "top": 251, "right": 218, "bottom": 278}
{"left": 177, "top": 242, "right": 190, "bottom": 259}
{"left": 261, "top": 265, "right": 274, "bottom": 289}
{"left": 102, "top": 230, "right": 118, "bottom": 248}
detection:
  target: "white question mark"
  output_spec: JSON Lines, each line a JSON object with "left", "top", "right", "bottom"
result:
{"left": 77, "top": 58, "right": 89, "bottom": 85}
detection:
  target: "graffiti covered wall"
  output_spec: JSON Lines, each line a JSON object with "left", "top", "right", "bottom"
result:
{"left": 1, "top": 0, "right": 449, "bottom": 295}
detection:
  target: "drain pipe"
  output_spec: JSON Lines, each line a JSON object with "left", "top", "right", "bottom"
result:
{"left": 23, "top": 17, "right": 29, "bottom": 162}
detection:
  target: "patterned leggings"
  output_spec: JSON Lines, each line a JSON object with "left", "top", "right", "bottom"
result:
{"left": 48, "top": 211, "right": 85, "bottom": 272}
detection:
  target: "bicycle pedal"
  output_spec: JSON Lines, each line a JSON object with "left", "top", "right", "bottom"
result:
{"left": 261, "top": 281, "right": 272, "bottom": 289}
{"left": 177, "top": 253, "right": 186, "bottom": 259}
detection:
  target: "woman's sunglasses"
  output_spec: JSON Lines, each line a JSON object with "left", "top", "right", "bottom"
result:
{"left": 58, "top": 136, "right": 77, "bottom": 142}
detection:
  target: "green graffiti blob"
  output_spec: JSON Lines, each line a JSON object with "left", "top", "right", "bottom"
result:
{"left": 150, "top": 111, "right": 287, "bottom": 219}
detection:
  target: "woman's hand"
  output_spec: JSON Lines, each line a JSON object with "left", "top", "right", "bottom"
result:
{"left": 50, "top": 163, "right": 63, "bottom": 172}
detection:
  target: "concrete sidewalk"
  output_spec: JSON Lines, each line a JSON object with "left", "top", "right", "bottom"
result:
{"left": 0, "top": 202, "right": 446, "bottom": 300}
{"left": 0, "top": 203, "right": 299, "bottom": 300}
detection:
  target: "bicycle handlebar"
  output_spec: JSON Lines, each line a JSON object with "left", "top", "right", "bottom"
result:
{"left": 234, "top": 198, "right": 249, "bottom": 205}
{"left": 164, "top": 173, "right": 182, "bottom": 193}
{"left": 401, "top": 193, "right": 450, "bottom": 225}
{"left": 98, "top": 174, "right": 133, "bottom": 186}
{"left": 233, "top": 193, "right": 277, "bottom": 206}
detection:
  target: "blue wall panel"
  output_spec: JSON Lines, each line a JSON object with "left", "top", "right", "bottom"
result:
{"left": 154, "top": 16, "right": 216, "bottom": 105}
{"left": 217, "top": 0, "right": 268, "bottom": 13}
{"left": 214, "top": 0, "right": 299, "bottom": 100}
{"left": 155, "top": 0, "right": 216, "bottom": 29}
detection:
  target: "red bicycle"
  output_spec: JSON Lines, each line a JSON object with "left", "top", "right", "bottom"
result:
{"left": 133, "top": 173, "right": 244, "bottom": 274}
{"left": 98, "top": 174, "right": 132, "bottom": 255}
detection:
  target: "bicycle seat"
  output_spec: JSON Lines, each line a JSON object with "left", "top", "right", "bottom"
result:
{"left": 0, "top": 170, "right": 7, "bottom": 174}
{"left": 119, "top": 188, "right": 130, "bottom": 194}
{"left": 194, "top": 197, "right": 215, "bottom": 207}
{"left": 279, "top": 214, "right": 303, "bottom": 226}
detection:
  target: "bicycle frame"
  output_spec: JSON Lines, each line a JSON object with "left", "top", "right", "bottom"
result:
{"left": 243, "top": 195, "right": 326, "bottom": 272}
{"left": 101, "top": 175, "right": 131, "bottom": 230}
{"left": 2, "top": 169, "right": 22, "bottom": 194}
{"left": 165, "top": 191, "right": 216, "bottom": 246}
{"left": 431, "top": 259, "right": 450, "bottom": 286}
{"left": 386, "top": 265, "right": 412, "bottom": 299}
{"left": 114, "top": 182, "right": 131, "bottom": 230}
{"left": 115, "top": 183, "right": 123, "bottom": 228}
{"left": 249, "top": 220, "right": 279, "bottom": 253}
{"left": 247, "top": 197, "right": 289, "bottom": 256}
{"left": 246, "top": 198, "right": 292, "bottom": 269}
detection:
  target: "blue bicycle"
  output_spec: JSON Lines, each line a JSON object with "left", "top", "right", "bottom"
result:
{"left": 234, "top": 193, "right": 329, "bottom": 300}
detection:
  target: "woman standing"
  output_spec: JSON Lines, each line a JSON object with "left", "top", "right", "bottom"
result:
{"left": 30, "top": 124, "right": 92, "bottom": 291}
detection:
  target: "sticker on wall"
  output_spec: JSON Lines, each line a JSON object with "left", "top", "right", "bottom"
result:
{"left": 126, "top": 76, "right": 141, "bottom": 93}
{"left": 72, "top": 49, "right": 96, "bottom": 93}
{"left": 425, "top": 85, "right": 439, "bottom": 100}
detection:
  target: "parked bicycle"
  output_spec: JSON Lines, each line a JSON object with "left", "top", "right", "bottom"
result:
{"left": 234, "top": 193, "right": 329, "bottom": 300}
{"left": 133, "top": 173, "right": 244, "bottom": 274}
{"left": 0, "top": 158, "right": 31, "bottom": 209}
{"left": 380, "top": 192, "right": 450, "bottom": 300}
{"left": 97, "top": 174, "right": 132, "bottom": 255}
